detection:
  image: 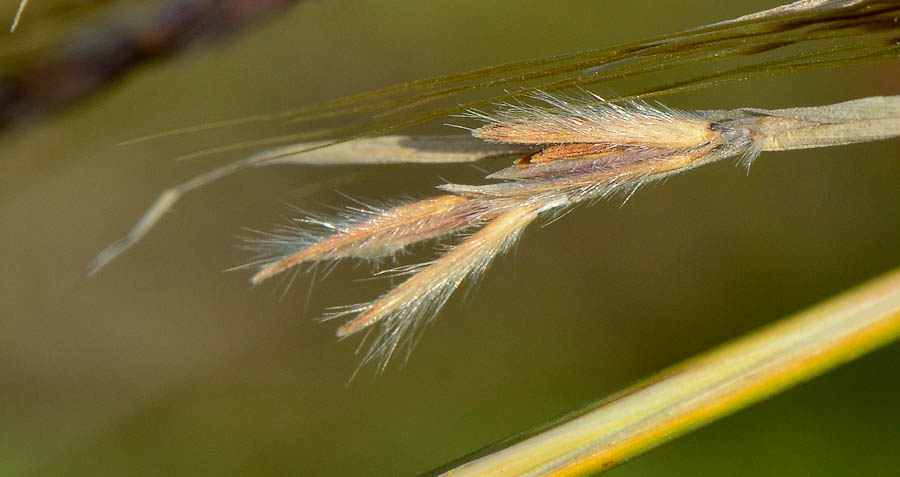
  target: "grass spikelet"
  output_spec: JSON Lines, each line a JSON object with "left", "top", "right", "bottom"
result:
{"left": 330, "top": 203, "right": 549, "bottom": 373}
{"left": 250, "top": 195, "right": 484, "bottom": 285}
{"left": 470, "top": 92, "right": 715, "bottom": 149}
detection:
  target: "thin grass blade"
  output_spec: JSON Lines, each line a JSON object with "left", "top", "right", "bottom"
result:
{"left": 429, "top": 266, "right": 900, "bottom": 476}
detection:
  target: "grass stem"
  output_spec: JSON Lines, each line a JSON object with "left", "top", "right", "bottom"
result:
{"left": 433, "top": 266, "right": 900, "bottom": 476}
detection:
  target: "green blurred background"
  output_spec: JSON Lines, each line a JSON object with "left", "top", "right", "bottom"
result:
{"left": 2, "top": 0, "right": 899, "bottom": 475}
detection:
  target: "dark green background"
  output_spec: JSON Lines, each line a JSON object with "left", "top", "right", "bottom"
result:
{"left": 2, "top": 1, "right": 899, "bottom": 475}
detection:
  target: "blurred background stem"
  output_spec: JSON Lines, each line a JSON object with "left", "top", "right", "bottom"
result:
{"left": 2, "top": 0, "right": 303, "bottom": 131}
{"left": 435, "top": 266, "right": 900, "bottom": 475}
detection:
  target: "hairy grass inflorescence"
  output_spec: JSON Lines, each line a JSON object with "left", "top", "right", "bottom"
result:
{"left": 242, "top": 92, "right": 900, "bottom": 372}
{"left": 91, "top": 0, "right": 900, "bottom": 374}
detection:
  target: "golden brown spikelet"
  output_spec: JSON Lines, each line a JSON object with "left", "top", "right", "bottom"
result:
{"left": 331, "top": 203, "right": 548, "bottom": 371}
{"left": 251, "top": 195, "right": 484, "bottom": 285}
{"left": 469, "top": 93, "right": 716, "bottom": 149}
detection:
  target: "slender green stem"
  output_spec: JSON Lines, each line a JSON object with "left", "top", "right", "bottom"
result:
{"left": 431, "top": 267, "right": 900, "bottom": 476}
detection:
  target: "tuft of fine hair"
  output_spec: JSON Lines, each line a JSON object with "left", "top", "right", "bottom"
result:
{"left": 326, "top": 203, "right": 547, "bottom": 375}
{"left": 466, "top": 91, "right": 716, "bottom": 149}
{"left": 246, "top": 195, "right": 490, "bottom": 284}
